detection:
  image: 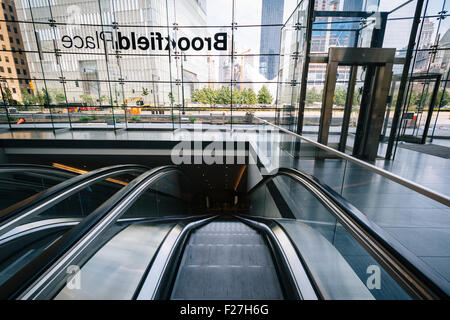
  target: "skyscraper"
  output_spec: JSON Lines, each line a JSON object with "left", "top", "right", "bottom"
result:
{"left": 259, "top": 0, "right": 285, "bottom": 81}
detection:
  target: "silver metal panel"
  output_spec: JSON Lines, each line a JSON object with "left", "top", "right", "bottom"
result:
{"left": 54, "top": 223, "right": 173, "bottom": 300}
{"left": 278, "top": 219, "right": 374, "bottom": 300}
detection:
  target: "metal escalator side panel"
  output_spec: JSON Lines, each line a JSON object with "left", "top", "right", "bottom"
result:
{"left": 169, "top": 220, "right": 285, "bottom": 300}
{"left": 54, "top": 222, "right": 174, "bottom": 300}
{"left": 276, "top": 219, "right": 375, "bottom": 300}
{"left": 135, "top": 216, "right": 217, "bottom": 300}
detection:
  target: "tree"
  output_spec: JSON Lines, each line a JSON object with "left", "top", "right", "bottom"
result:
{"left": 215, "top": 86, "right": 231, "bottom": 104}
{"left": 100, "top": 94, "right": 109, "bottom": 105}
{"left": 0, "top": 86, "right": 20, "bottom": 106}
{"left": 241, "top": 88, "right": 257, "bottom": 105}
{"left": 79, "top": 94, "right": 94, "bottom": 105}
{"left": 51, "top": 90, "right": 66, "bottom": 104}
{"left": 168, "top": 92, "right": 175, "bottom": 104}
{"left": 438, "top": 89, "right": 450, "bottom": 107}
{"left": 35, "top": 88, "right": 52, "bottom": 106}
{"left": 353, "top": 88, "right": 361, "bottom": 106}
{"left": 232, "top": 88, "right": 241, "bottom": 105}
{"left": 202, "top": 87, "right": 217, "bottom": 105}
{"left": 306, "top": 87, "right": 322, "bottom": 105}
{"left": 257, "top": 85, "right": 273, "bottom": 104}
{"left": 21, "top": 88, "right": 36, "bottom": 107}
{"left": 333, "top": 87, "right": 347, "bottom": 106}
{"left": 191, "top": 89, "right": 202, "bottom": 103}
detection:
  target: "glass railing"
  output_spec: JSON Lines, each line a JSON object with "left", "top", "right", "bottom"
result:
{"left": 248, "top": 116, "right": 450, "bottom": 298}
{"left": 0, "top": 166, "right": 198, "bottom": 299}
{"left": 0, "top": 166, "right": 75, "bottom": 211}
{"left": 248, "top": 173, "right": 411, "bottom": 299}
{"left": 0, "top": 170, "right": 142, "bottom": 287}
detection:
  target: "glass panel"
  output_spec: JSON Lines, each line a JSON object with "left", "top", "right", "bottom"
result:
{"left": 35, "top": 171, "right": 189, "bottom": 299}
{"left": 247, "top": 171, "right": 412, "bottom": 299}
{"left": 0, "top": 169, "right": 74, "bottom": 211}
{"left": 0, "top": 169, "right": 143, "bottom": 284}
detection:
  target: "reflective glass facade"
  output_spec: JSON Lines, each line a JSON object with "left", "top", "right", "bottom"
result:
{"left": 0, "top": 0, "right": 448, "bottom": 140}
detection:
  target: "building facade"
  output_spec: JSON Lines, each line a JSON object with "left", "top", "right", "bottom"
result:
{"left": 0, "top": 0, "right": 31, "bottom": 104}
{"left": 259, "top": 0, "right": 285, "bottom": 81}
{"left": 14, "top": 0, "right": 209, "bottom": 107}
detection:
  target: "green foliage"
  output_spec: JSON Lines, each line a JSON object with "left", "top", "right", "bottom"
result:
{"left": 142, "top": 88, "right": 149, "bottom": 96}
{"left": 168, "top": 92, "right": 175, "bottom": 104}
{"left": 305, "top": 87, "right": 322, "bottom": 105}
{"left": 438, "top": 89, "right": 450, "bottom": 106}
{"left": 215, "top": 86, "right": 232, "bottom": 104}
{"left": 78, "top": 116, "right": 92, "bottom": 122}
{"left": 21, "top": 88, "right": 36, "bottom": 107}
{"left": 257, "top": 85, "right": 273, "bottom": 104}
{"left": 333, "top": 87, "right": 347, "bottom": 106}
{"left": 192, "top": 87, "right": 217, "bottom": 105}
{"left": 99, "top": 95, "right": 109, "bottom": 105}
{"left": 0, "top": 87, "right": 21, "bottom": 106}
{"left": 232, "top": 88, "right": 241, "bottom": 104}
{"left": 51, "top": 90, "right": 66, "bottom": 104}
{"left": 189, "top": 116, "right": 196, "bottom": 123}
{"left": 240, "top": 88, "right": 257, "bottom": 105}
{"left": 35, "top": 89, "right": 52, "bottom": 106}
{"left": 191, "top": 86, "right": 273, "bottom": 105}
{"left": 130, "top": 116, "right": 142, "bottom": 122}
{"left": 391, "top": 88, "right": 450, "bottom": 109}
{"left": 79, "top": 94, "right": 94, "bottom": 105}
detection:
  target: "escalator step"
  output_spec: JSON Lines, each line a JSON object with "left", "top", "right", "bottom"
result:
{"left": 170, "top": 220, "right": 284, "bottom": 300}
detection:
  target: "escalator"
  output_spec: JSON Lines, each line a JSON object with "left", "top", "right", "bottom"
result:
{"left": 0, "top": 164, "right": 448, "bottom": 300}
{"left": 170, "top": 220, "right": 284, "bottom": 300}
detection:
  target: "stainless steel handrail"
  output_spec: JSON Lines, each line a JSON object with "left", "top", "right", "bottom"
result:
{"left": 254, "top": 116, "right": 450, "bottom": 207}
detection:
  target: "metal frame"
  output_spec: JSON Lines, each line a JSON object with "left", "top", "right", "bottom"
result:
{"left": 396, "top": 73, "right": 442, "bottom": 145}
{"left": 317, "top": 47, "right": 395, "bottom": 160}
{"left": 386, "top": 0, "right": 425, "bottom": 159}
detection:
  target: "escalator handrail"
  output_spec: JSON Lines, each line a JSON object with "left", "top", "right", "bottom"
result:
{"left": 0, "top": 164, "right": 148, "bottom": 234}
{"left": 0, "top": 165, "right": 182, "bottom": 300}
{"left": 248, "top": 167, "right": 450, "bottom": 299}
